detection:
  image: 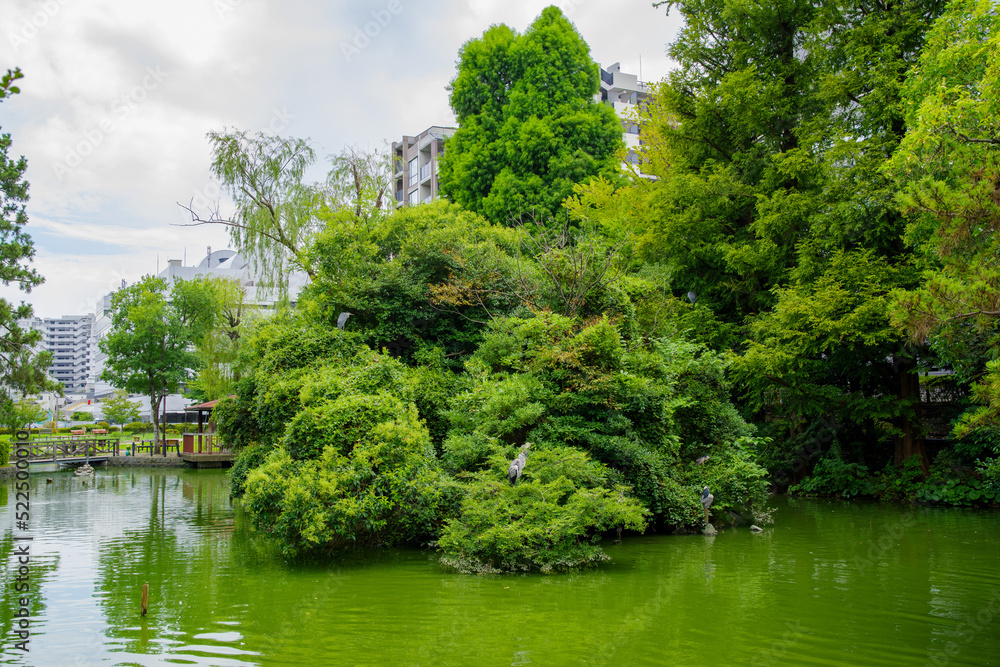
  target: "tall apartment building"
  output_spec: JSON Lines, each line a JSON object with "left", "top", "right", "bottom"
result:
{"left": 597, "top": 62, "right": 652, "bottom": 170}
{"left": 19, "top": 314, "right": 94, "bottom": 396}
{"left": 392, "top": 126, "right": 455, "bottom": 208}
{"left": 391, "top": 64, "right": 652, "bottom": 210}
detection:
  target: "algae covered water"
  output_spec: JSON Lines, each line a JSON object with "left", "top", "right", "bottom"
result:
{"left": 1, "top": 467, "right": 998, "bottom": 665}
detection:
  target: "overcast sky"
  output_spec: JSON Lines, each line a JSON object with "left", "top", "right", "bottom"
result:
{"left": 0, "top": 0, "right": 683, "bottom": 318}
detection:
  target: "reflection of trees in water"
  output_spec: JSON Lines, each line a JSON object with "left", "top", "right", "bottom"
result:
{"left": 0, "top": 530, "right": 60, "bottom": 657}
{"left": 94, "top": 470, "right": 246, "bottom": 657}
{"left": 22, "top": 469, "right": 1000, "bottom": 666}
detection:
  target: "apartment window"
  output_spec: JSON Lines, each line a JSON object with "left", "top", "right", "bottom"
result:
{"left": 408, "top": 189, "right": 419, "bottom": 205}
{"left": 408, "top": 158, "right": 418, "bottom": 187}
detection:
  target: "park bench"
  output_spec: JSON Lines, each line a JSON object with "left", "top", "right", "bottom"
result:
{"left": 70, "top": 429, "right": 85, "bottom": 436}
{"left": 92, "top": 428, "right": 107, "bottom": 435}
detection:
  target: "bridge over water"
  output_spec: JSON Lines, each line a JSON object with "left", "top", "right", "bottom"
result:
{"left": 13, "top": 434, "right": 127, "bottom": 466}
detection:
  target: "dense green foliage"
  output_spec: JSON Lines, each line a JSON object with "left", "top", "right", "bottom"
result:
{"left": 99, "top": 276, "right": 216, "bottom": 447}
{"left": 215, "top": 1, "right": 1000, "bottom": 572}
{"left": 438, "top": 7, "right": 623, "bottom": 224}
{"left": 886, "top": 0, "right": 1000, "bottom": 487}
{"left": 439, "top": 447, "right": 647, "bottom": 573}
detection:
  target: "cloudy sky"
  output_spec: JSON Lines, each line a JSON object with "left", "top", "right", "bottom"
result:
{"left": 0, "top": 0, "right": 683, "bottom": 318}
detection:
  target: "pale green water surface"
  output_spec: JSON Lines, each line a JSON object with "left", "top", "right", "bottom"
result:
{"left": 1, "top": 467, "right": 998, "bottom": 666}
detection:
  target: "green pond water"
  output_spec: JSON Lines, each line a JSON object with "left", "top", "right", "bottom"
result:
{"left": 0, "top": 467, "right": 998, "bottom": 666}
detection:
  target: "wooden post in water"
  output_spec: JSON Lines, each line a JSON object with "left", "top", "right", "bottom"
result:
{"left": 141, "top": 583, "right": 149, "bottom": 617}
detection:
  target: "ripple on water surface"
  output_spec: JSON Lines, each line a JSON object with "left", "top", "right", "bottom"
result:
{"left": 1, "top": 469, "right": 999, "bottom": 666}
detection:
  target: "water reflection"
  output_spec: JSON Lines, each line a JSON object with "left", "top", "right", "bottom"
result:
{"left": 0, "top": 469, "right": 998, "bottom": 666}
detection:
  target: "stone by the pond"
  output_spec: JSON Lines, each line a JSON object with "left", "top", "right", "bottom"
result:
{"left": 704, "top": 523, "right": 718, "bottom": 536}
{"left": 750, "top": 525, "right": 763, "bottom": 532}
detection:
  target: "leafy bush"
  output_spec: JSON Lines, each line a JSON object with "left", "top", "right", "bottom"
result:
{"left": 443, "top": 314, "right": 766, "bottom": 530}
{"left": 874, "top": 456, "right": 925, "bottom": 502}
{"left": 283, "top": 392, "right": 406, "bottom": 461}
{"left": 57, "top": 427, "right": 72, "bottom": 434}
{"left": 789, "top": 456, "right": 877, "bottom": 498}
{"left": 913, "top": 451, "right": 999, "bottom": 506}
{"left": 242, "top": 406, "right": 457, "bottom": 556}
{"left": 122, "top": 422, "right": 146, "bottom": 433}
{"left": 96, "top": 421, "right": 109, "bottom": 431}
{"left": 71, "top": 411, "right": 92, "bottom": 421}
{"left": 229, "top": 443, "right": 271, "bottom": 497}
{"left": 0, "top": 438, "right": 10, "bottom": 466}
{"left": 686, "top": 442, "right": 772, "bottom": 522}
{"left": 438, "top": 447, "right": 647, "bottom": 573}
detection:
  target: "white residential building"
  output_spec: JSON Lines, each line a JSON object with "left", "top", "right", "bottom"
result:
{"left": 19, "top": 314, "right": 94, "bottom": 396}
{"left": 597, "top": 62, "right": 652, "bottom": 172}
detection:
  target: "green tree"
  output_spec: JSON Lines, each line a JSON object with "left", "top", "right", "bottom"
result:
{"left": 99, "top": 276, "right": 213, "bottom": 449}
{"left": 0, "top": 398, "right": 45, "bottom": 434}
{"left": 180, "top": 135, "right": 393, "bottom": 297}
{"left": 100, "top": 389, "right": 141, "bottom": 426}
{"left": 632, "top": 0, "right": 945, "bottom": 469}
{"left": 0, "top": 67, "right": 60, "bottom": 417}
{"left": 303, "top": 199, "right": 524, "bottom": 361}
{"left": 187, "top": 277, "right": 259, "bottom": 401}
{"left": 438, "top": 6, "right": 623, "bottom": 225}
{"left": 887, "top": 0, "right": 1000, "bottom": 439}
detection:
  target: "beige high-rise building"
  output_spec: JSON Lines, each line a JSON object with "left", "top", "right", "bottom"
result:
{"left": 392, "top": 126, "right": 455, "bottom": 208}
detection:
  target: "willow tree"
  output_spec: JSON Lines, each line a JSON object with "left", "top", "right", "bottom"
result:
{"left": 438, "top": 6, "right": 623, "bottom": 225}
{"left": 180, "top": 133, "right": 392, "bottom": 297}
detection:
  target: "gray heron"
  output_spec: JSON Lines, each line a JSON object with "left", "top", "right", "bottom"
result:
{"left": 508, "top": 443, "right": 531, "bottom": 485}
{"left": 701, "top": 486, "right": 715, "bottom": 531}
{"left": 337, "top": 312, "right": 353, "bottom": 330}
{"left": 694, "top": 455, "right": 710, "bottom": 466}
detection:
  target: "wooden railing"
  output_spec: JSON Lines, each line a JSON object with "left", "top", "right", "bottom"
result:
{"left": 182, "top": 433, "right": 229, "bottom": 454}
{"left": 15, "top": 437, "right": 122, "bottom": 463}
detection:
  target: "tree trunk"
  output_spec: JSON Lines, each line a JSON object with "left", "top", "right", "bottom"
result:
{"left": 893, "top": 356, "right": 927, "bottom": 472}
{"left": 150, "top": 384, "right": 161, "bottom": 452}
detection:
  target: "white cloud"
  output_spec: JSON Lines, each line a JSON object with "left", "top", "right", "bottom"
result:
{"left": 1, "top": 0, "right": 683, "bottom": 316}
